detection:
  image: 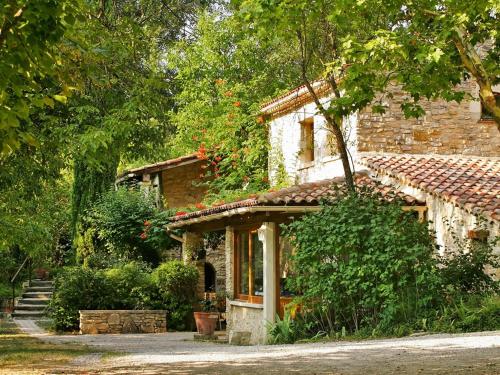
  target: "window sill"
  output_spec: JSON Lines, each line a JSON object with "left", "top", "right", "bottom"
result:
{"left": 229, "top": 300, "right": 264, "bottom": 309}
{"left": 298, "top": 162, "right": 315, "bottom": 171}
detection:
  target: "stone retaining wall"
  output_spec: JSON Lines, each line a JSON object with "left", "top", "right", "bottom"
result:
{"left": 79, "top": 310, "right": 167, "bottom": 334}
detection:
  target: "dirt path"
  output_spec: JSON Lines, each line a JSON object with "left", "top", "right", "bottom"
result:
{"left": 12, "top": 321, "right": 500, "bottom": 374}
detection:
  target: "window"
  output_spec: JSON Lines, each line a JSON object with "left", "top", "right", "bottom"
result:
{"left": 234, "top": 229, "right": 264, "bottom": 303}
{"left": 300, "top": 118, "right": 314, "bottom": 164}
{"left": 481, "top": 92, "right": 500, "bottom": 120}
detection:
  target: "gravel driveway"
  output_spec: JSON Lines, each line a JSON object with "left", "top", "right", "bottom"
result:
{"left": 14, "top": 321, "right": 500, "bottom": 374}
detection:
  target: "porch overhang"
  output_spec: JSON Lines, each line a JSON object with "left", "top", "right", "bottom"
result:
{"left": 167, "top": 205, "right": 321, "bottom": 230}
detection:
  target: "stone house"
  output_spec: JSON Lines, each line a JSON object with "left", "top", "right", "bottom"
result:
{"left": 117, "top": 153, "right": 208, "bottom": 209}
{"left": 168, "top": 80, "right": 499, "bottom": 344}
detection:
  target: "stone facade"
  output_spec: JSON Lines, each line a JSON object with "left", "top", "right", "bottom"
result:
{"left": 358, "top": 82, "right": 500, "bottom": 157}
{"left": 226, "top": 301, "right": 265, "bottom": 345}
{"left": 79, "top": 310, "right": 167, "bottom": 334}
{"left": 205, "top": 235, "right": 226, "bottom": 292}
{"left": 373, "top": 172, "right": 500, "bottom": 265}
{"left": 161, "top": 160, "right": 208, "bottom": 208}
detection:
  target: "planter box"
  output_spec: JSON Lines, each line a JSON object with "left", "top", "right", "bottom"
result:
{"left": 79, "top": 310, "right": 167, "bottom": 334}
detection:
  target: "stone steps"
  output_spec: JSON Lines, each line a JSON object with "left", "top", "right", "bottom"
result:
{"left": 12, "top": 310, "right": 46, "bottom": 319}
{"left": 13, "top": 279, "right": 53, "bottom": 320}
{"left": 17, "top": 298, "right": 49, "bottom": 306}
{"left": 22, "top": 292, "right": 52, "bottom": 299}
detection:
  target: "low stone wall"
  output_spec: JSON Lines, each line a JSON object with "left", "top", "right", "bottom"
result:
{"left": 79, "top": 310, "right": 167, "bottom": 334}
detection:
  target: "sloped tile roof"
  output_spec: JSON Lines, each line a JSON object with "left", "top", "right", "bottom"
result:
{"left": 260, "top": 81, "right": 331, "bottom": 118}
{"left": 118, "top": 153, "right": 199, "bottom": 178}
{"left": 171, "top": 172, "right": 421, "bottom": 222}
{"left": 360, "top": 154, "right": 500, "bottom": 221}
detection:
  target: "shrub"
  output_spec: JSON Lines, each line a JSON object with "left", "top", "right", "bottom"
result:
{"left": 152, "top": 261, "right": 199, "bottom": 330}
{"left": 76, "top": 188, "right": 160, "bottom": 266}
{"left": 49, "top": 267, "right": 110, "bottom": 331}
{"left": 51, "top": 261, "right": 200, "bottom": 331}
{"left": 281, "top": 190, "right": 442, "bottom": 335}
{"left": 104, "top": 261, "right": 153, "bottom": 309}
{"left": 439, "top": 236, "right": 499, "bottom": 297}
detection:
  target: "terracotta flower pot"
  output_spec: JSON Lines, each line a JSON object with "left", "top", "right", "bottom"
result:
{"left": 193, "top": 311, "right": 218, "bottom": 336}
{"left": 34, "top": 268, "right": 48, "bottom": 280}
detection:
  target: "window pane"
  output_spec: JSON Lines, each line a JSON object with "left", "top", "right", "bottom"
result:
{"left": 252, "top": 232, "right": 264, "bottom": 296}
{"left": 238, "top": 232, "right": 249, "bottom": 295}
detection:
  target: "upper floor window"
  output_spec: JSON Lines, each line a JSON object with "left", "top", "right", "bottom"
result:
{"left": 299, "top": 118, "right": 314, "bottom": 164}
{"left": 481, "top": 92, "right": 500, "bottom": 120}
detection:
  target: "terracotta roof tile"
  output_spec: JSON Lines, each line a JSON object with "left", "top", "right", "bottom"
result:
{"left": 361, "top": 154, "right": 500, "bottom": 222}
{"left": 171, "top": 172, "right": 421, "bottom": 223}
{"left": 118, "top": 153, "right": 199, "bottom": 178}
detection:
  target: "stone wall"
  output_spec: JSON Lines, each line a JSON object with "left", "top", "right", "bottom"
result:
{"left": 206, "top": 235, "right": 226, "bottom": 292}
{"left": 358, "top": 82, "right": 500, "bottom": 157}
{"left": 161, "top": 160, "right": 208, "bottom": 208}
{"left": 79, "top": 310, "right": 167, "bottom": 334}
{"left": 374, "top": 172, "right": 500, "bottom": 277}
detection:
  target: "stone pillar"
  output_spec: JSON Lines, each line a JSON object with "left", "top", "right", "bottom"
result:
{"left": 258, "top": 222, "right": 277, "bottom": 335}
{"left": 181, "top": 231, "right": 203, "bottom": 264}
{"left": 195, "top": 261, "right": 206, "bottom": 299}
{"left": 182, "top": 232, "right": 204, "bottom": 299}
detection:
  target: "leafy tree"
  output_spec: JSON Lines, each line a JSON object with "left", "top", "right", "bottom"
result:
{"left": 169, "top": 11, "right": 300, "bottom": 200}
{"left": 391, "top": 0, "right": 500, "bottom": 128}
{"left": 0, "top": 0, "right": 81, "bottom": 156}
{"left": 66, "top": 0, "right": 210, "bottom": 233}
{"left": 238, "top": 0, "right": 380, "bottom": 191}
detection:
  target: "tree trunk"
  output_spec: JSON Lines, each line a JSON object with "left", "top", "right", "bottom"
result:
{"left": 453, "top": 27, "right": 500, "bottom": 130}
{"left": 301, "top": 79, "right": 355, "bottom": 192}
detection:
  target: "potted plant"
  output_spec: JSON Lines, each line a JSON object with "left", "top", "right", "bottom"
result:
{"left": 193, "top": 297, "right": 219, "bottom": 336}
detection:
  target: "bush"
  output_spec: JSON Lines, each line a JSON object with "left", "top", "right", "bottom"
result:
{"left": 439, "top": 237, "right": 499, "bottom": 297}
{"left": 152, "top": 261, "right": 199, "bottom": 330}
{"left": 104, "top": 261, "right": 153, "bottom": 309}
{"left": 76, "top": 188, "right": 160, "bottom": 267}
{"left": 267, "top": 311, "right": 306, "bottom": 344}
{"left": 280, "top": 190, "right": 442, "bottom": 336}
{"left": 50, "top": 267, "right": 110, "bottom": 331}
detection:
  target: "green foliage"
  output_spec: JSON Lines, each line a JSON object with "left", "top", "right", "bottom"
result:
{"left": 281, "top": 190, "right": 441, "bottom": 334}
{"left": 237, "top": 0, "right": 500, "bottom": 126}
{"left": 0, "top": 0, "right": 81, "bottom": 155}
{"left": 439, "top": 237, "right": 499, "bottom": 296}
{"left": 169, "top": 10, "right": 300, "bottom": 200}
{"left": 75, "top": 188, "right": 173, "bottom": 267}
{"left": 151, "top": 261, "right": 199, "bottom": 330}
{"left": 103, "top": 262, "right": 154, "bottom": 310}
{"left": 50, "top": 266, "right": 110, "bottom": 330}
{"left": 432, "top": 295, "right": 500, "bottom": 333}
{"left": 267, "top": 311, "right": 307, "bottom": 344}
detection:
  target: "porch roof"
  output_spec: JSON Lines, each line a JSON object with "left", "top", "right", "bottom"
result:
{"left": 117, "top": 153, "right": 199, "bottom": 181}
{"left": 168, "top": 171, "right": 422, "bottom": 229}
{"left": 360, "top": 153, "right": 500, "bottom": 222}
